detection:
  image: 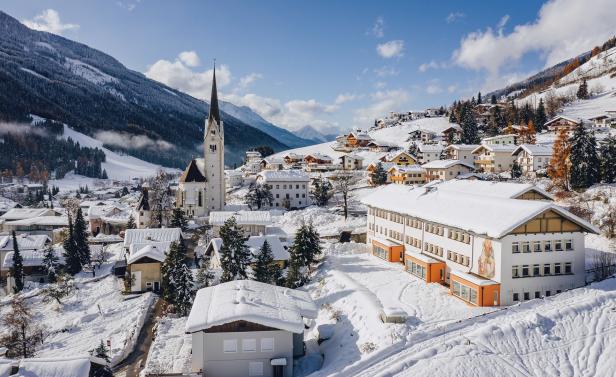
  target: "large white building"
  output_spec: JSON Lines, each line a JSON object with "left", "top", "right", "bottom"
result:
{"left": 362, "top": 183, "right": 597, "bottom": 306}
{"left": 256, "top": 170, "right": 310, "bottom": 209}
{"left": 177, "top": 68, "right": 225, "bottom": 219}
{"left": 511, "top": 144, "right": 553, "bottom": 176}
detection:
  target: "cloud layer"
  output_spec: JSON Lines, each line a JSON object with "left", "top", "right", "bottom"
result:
{"left": 22, "top": 9, "right": 79, "bottom": 35}
{"left": 95, "top": 130, "right": 172, "bottom": 150}
{"left": 376, "top": 40, "right": 405, "bottom": 58}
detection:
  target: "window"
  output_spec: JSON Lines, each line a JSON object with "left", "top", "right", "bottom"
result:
{"left": 565, "top": 262, "right": 572, "bottom": 274}
{"left": 276, "top": 185, "right": 280, "bottom": 189}
{"left": 512, "top": 242, "right": 520, "bottom": 253}
{"left": 544, "top": 241, "right": 552, "bottom": 252}
{"left": 223, "top": 339, "right": 237, "bottom": 353}
{"left": 261, "top": 338, "right": 274, "bottom": 352}
{"left": 555, "top": 240, "right": 563, "bottom": 251}
{"left": 296, "top": 193, "right": 299, "bottom": 198}
{"left": 512, "top": 266, "right": 519, "bottom": 278}
{"left": 544, "top": 264, "right": 551, "bottom": 275}
{"left": 523, "top": 292, "right": 530, "bottom": 301}
{"left": 535, "top": 291, "right": 541, "bottom": 299}
{"left": 283, "top": 184, "right": 287, "bottom": 189}
{"left": 522, "top": 265, "right": 529, "bottom": 277}
{"left": 554, "top": 263, "right": 562, "bottom": 275}
{"left": 545, "top": 290, "right": 551, "bottom": 297}
{"left": 556, "top": 290, "right": 562, "bottom": 294}
{"left": 522, "top": 242, "right": 530, "bottom": 253}
{"left": 242, "top": 339, "right": 257, "bottom": 352}
{"left": 533, "top": 241, "right": 541, "bottom": 252}
{"left": 209, "top": 144, "right": 217, "bottom": 152}
{"left": 533, "top": 264, "right": 540, "bottom": 276}
{"left": 513, "top": 292, "right": 519, "bottom": 302}
{"left": 248, "top": 361, "right": 264, "bottom": 376}
{"left": 565, "top": 239, "right": 573, "bottom": 251}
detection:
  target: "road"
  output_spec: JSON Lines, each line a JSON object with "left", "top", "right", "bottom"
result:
{"left": 113, "top": 297, "right": 164, "bottom": 377}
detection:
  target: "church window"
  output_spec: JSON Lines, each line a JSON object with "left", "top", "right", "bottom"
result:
{"left": 198, "top": 191, "right": 203, "bottom": 207}
{"left": 209, "top": 144, "right": 217, "bottom": 152}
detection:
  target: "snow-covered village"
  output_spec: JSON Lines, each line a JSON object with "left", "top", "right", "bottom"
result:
{"left": 1, "top": 1, "right": 616, "bottom": 376}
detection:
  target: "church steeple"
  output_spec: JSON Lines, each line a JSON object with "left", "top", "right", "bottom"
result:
{"left": 208, "top": 63, "right": 221, "bottom": 125}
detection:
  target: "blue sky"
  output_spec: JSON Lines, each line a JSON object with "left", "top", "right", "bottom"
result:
{"left": 3, "top": 0, "right": 615, "bottom": 133}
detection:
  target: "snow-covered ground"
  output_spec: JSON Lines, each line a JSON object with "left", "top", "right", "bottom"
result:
{"left": 142, "top": 316, "right": 192, "bottom": 375}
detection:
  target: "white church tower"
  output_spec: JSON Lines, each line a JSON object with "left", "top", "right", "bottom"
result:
{"left": 177, "top": 66, "right": 225, "bottom": 219}
{"left": 203, "top": 65, "right": 225, "bottom": 213}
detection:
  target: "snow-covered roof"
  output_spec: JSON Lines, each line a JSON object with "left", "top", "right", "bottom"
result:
{"left": 426, "top": 179, "right": 554, "bottom": 200}
{"left": 88, "top": 233, "right": 123, "bottom": 243}
{"left": 123, "top": 228, "right": 182, "bottom": 247}
{"left": 127, "top": 243, "right": 169, "bottom": 264}
{"left": 305, "top": 153, "right": 333, "bottom": 161}
{"left": 383, "top": 150, "right": 415, "bottom": 162}
{"left": 361, "top": 184, "right": 596, "bottom": 238}
{"left": 15, "top": 356, "right": 93, "bottom": 377}
{"left": 372, "top": 236, "right": 402, "bottom": 247}
{"left": 418, "top": 143, "right": 444, "bottom": 153}
{"left": 2, "top": 216, "right": 68, "bottom": 227}
{"left": 511, "top": 144, "right": 553, "bottom": 156}
{"left": 0, "top": 197, "right": 18, "bottom": 213}
{"left": 186, "top": 280, "right": 318, "bottom": 334}
{"left": 405, "top": 249, "right": 440, "bottom": 264}
{"left": 3, "top": 246, "right": 65, "bottom": 268}
{"left": 388, "top": 165, "right": 425, "bottom": 173}
{"left": 0, "top": 234, "right": 50, "bottom": 251}
{"left": 0, "top": 208, "right": 57, "bottom": 221}
{"left": 209, "top": 211, "right": 272, "bottom": 226}
{"left": 450, "top": 269, "right": 498, "bottom": 286}
{"left": 422, "top": 159, "right": 475, "bottom": 170}
{"left": 446, "top": 144, "right": 480, "bottom": 151}
{"left": 472, "top": 144, "right": 517, "bottom": 154}
{"left": 340, "top": 153, "right": 364, "bottom": 161}
{"left": 482, "top": 134, "right": 517, "bottom": 142}
{"left": 544, "top": 115, "right": 582, "bottom": 126}
{"left": 257, "top": 170, "right": 310, "bottom": 182}
{"left": 246, "top": 235, "right": 290, "bottom": 261}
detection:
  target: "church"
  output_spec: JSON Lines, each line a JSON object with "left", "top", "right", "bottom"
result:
{"left": 176, "top": 68, "right": 226, "bottom": 219}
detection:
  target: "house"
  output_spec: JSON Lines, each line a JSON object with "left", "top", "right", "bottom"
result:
{"left": 416, "top": 143, "right": 444, "bottom": 164}
{"left": 282, "top": 153, "right": 304, "bottom": 166}
{"left": 0, "top": 356, "right": 109, "bottom": 377}
{"left": 544, "top": 115, "right": 582, "bottom": 132}
{"left": 363, "top": 184, "right": 598, "bottom": 306}
{"left": 380, "top": 150, "right": 417, "bottom": 166}
{"left": 588, "top": 114, "right": 614, "bottom": 128}
{"left": 367, "top": 140, "right": 397, "bottom": 152}
{"left": 511, "top": 144, "right": 553, "bottom": 176}
{"left": 0, "top": 208, "right": 59, "bottom": 222}
{"left": 387, "top": 165, "right": 426, "bottom": 185}
{"left": 471, "top": 144, "right": 517, "bottom": 173}
{"left": 422, "top": 159, "right": 475, "bottom": 181}
{"left": 303, "top": 153, "right": 333, "bottom": 165}
{"left": 339, "top": 154, "right": 364, "bottom": 170}
{"left": 209, "top": 211, "right": 272, "bottom": 237}
{"left": 0, "top": 216, "right": 68, "bottom": 239}
{"left": 185, "top": 280, "right": 318, "bottom": 377}
{"left": 260, "top": 157, "right": 284, "bottom": 171}
{"left": 445, "top": 144, "right": 479, "bottom": 162}
{"left": 0, "top": 197, "right": 19, "bottom": 217}
{"left": 441, "top": 124, "right": 463, "bottom": 143}
{"left": 245, "top": 151, "right": 263, "bottom": 174}
{"left": 226, "top": 170, "right": 244, "bottom": 188}
{"left": 126, "top": 242, "right": 171, "bottom": 292}
{"left": 87, "top": 204, "right": 131, "bottom": 235}
{"left": 366, "top": 162, "right": 395, "bottom": 185}
{"left": 0, "top": 234, "right": 51, "bottom": 280}
{"left": 427, "top": 180, "right": 554, "bottom": 201}
{"left": 3, "top": 245, "right": 64, "bottom": 291}
{"left": 256, "top": 171, "right": 310, "bottom": 209}
{"left": 336, "top": 130, "right": 373, "bottom": 149}
{"left": 204, "top": 234, "right": 290, "bottom": 269}
{"left": 408, "top": 128, "right": 437, "bottom": 143}
{"left": 425, "top": 108, "right": 441, "bottom": 117}
{"left": 123, "top": 228, "right": 182, "bottom": 254}
{"left": 482, "top": 134, "right": 518, "bottom": 146}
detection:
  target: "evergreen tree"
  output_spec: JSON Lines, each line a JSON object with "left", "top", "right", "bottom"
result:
{"left": 42, "top": 245, "right": 59, "bottom": 283}
{"left": 90, "top": 340, "right": 113, "bottom": 377}
{"left": 370, "top": 162, "right": 388, "bottom": 186}
{"left": 161, "top": 240, "right": 194, "bottom": 315}
{"left": 599, "top": 135, "right": 616, "bottom": 183}
{"left": 477, "top": 92, "right": 482, "bottom": 104}
{"left": 534, "top": 99, "right": 547, "bottom": 132}
{"left": 93, "top": 340, "right": 110, "bottom": 363}
{"left": 195, "top": 256, "right": 214, "bottom": 289}
{"left": 101, "top": 169, "right": 108, "bottom": 179}
{"left": 312, "top": 179, "right": 333, "bottom": 206}
{"left": 73, "top": 208, "right": 91, "bottom": 267}
{"left": 460, "top": 103, "right": 479, "bottom": 144}
{"left": 126, "top": 214, "right": 136, "bottom": 229}
{"left": 511, "top": 160, "right": 523, "bottom": 179}
{"left": 63, "top": 216, "right": 82, "bottom": 275}
{"left": 218, "top": 217, "right": 251, "bottom": 282}
{"left": 491, "top": 94, "right": 497, "bottom": 104}
{"left": 170, "top": 207, "right": 189, "bottom": 231}
{"left": 569, "top": 124, "right": 600, "bottom": 189}
{"left": 246, "top": 183, "right": 274, "bottom": 210}
{"left": 287, "top": 223, "right": 322, "bottom": 277}
{"left": 252, "top": 240, "right": 281, "bottom": 284}
{"left": 10, "top": 231, "right": 24, "bottom": 293}
{"left": 547, "top": 128, "right": 572, "bottom": 190}
{"left": 576, "top": 79, "right": 589, "bottom": 99}
{"left": 285, "top": 253, "right": 303, "bottom": 289}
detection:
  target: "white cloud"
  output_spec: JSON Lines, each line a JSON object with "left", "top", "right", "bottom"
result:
{"left": 374, "top": 66, "right": 399, "bottom": 77}
{"left": 368, "top": 16, "right": 385, "bottom": 38}
{"left": 354, "top": 89, "right": 410, "bottom": 124}
{"left": 453, "top": 0, "right": 616, "bottom": 76}
{"left": 418, "top": 60, "right": 449, "bottom": 72}
{"left": 497, "top": 14, "right": 510, "bottom": 30}
{"left": 95, "top": 130, "right": 172, "bottom": 150}
{"left": 376, "top": 40, "right": 405, "bottom": 59}
{"left": 0, "top": 122, "right": 47, "bottom": 137}
{"left": 178, "top": 51, "right": 200, "bottom": 67}
{"left": 145, "top": 52, "right": 231, "bottom": 99}
{"left": 238, "top": 73, "right": 263, "bottom": 90}
{"left": 446, "top": 12, "right": 465, "bottom": 24}
{"left": 22, "top": 9, "right": 79, "bottom": 35}
{"left": 334, "top": 93, "right": 360, "bottom": 105}
{"left": 426, "top": 83, "right": 443, "bottom": 95}
{"left": 447, "top": 84, "right": 458, "bottom": 93}
{"left": 116, "top": 0, "right": 141, "bottom": 11}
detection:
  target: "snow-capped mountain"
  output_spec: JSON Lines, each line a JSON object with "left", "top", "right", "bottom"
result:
{"left": 0, "top": 11, "right": 288, "bottom": 167}
{"left": 218, "top": 101, "right": 315, "bottom": 148}
{"left": 295, "top": 125, "right": 338, "bottom": 143}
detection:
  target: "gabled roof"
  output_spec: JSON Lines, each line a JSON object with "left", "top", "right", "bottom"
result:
{"left": 123, "top": 228, "right": 182, "bottom": 247}
{"left": 179, "top": 158, "right": 206, "bottom": 183}
{"left": 0, "top": 234, "right": 50, "bottom": 251}
{"left": 0, "top": 208, "right": 58, "bottom": 221}
{"left": 544, "top": 115, "right": 582, "bottom": 126}
{"left": 304, "top": 153, "right": 333, "bottom": 161}
{"left": 257, "top": 170, "right": 310, "bottom": 182}
{"left": 12, "top": 356, "right": 95, "bottom": 377}
{"left": 186, "top": 280, "right": 318, "bottom": 334}
{"left": 127, "top": 243, "right": 169, "bottom": 264}
{"left": 417, "top": 143, "right": 444, "bottom": 153}
{"left": 511, "top": 144, "right": 553, "bottom": 157}
{"left": 472, "top": 144, "right": 517, "bottom": 154}
{"left": 209, "top": 211, "right": 272, "bottom": 226}
{"left": 445, "top": 144, "right": 480, "bottom": 151}
{"left": 137, "top": 188, "right": 150, "bottom": 211}
{"left": 383, "top": 150, "right": 416, "bottom": 162}
{"left": 388, "top": 165, "right": 425, "bottom": 173}
{"left": 422, "top": 159, "right": 475, "bottom": 170}
{"left": 427, "top": 179, "right": 554, "bottom": 200}
{"left": 3, "top": 246, "right": 65, "bottom": 269}
{"left": 361, "top": 184, "right": 594, "bottom": 238}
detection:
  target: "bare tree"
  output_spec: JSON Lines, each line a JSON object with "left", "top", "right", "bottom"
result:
{"left": 61, "top": 197, "right": 81, "bottom": 219}
{"left": 332, "top": 171, "right": 359, "bottom": 220}
{"left": 591, "top": 250, "right": 616, "bottom": 281}
{"left": 149, "top": 170, "right": 172, "bottom": 228}
{"left": 599, "top": 203, "right": 616, "bottom": 239}
{"left": 0, "top": 296, "right": 44, "bottom": 358}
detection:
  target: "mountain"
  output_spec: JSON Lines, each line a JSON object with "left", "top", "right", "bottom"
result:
{"left": 0, "top": 11, "right": 288, "bottom": 168}
{"left": 218, "top": 100, "right": 315, "bottom": 148}
{"left": 295, "top": 125, "right": 338, "bottom": 143}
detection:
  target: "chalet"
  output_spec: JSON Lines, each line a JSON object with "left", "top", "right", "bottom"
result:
{"left": 339, "top": 154, "right": 364, "bottom": 170}
{"left": 441, "top": 124, "right": 463, "bottom": 143}
{"left": 408, "top": 128, "right": 437, "bottom": 143}
{"left": 445, "top": 144, "right": 479, "bottom": 162}
{"left": 282, "top": 153, "right": 304, "bottom": 166}
{"left": 126, "top": 243, "right": 170, "bottom": 292}
{"left": 204, "top": 235, "right": 290, "bottom": 269}
{"left": 482, "top": 134, "right": 518, "bottom": 146}
{"left": 544, "top": 115, "right": 582, "bottom": 132}
{"left": 363, "top": 184, "right": 597, "bottom": 306}
{"left": 366, "top": 162, "right": 395, "bottom": 185}
{"left": 209, "top": 211, "right": 272, "bottom": 237}
{"left": 422, "top": 160, "right": 475, "bottom": 181}
{"left": 335, "top": 130, "right": 373, "bottom": 149}
{"left": 511, "top": 144, "right": 553, "bottom": 176}
{"left": 186, "top": 280, "right": 318, "bottom": 377}
{"left": 367, "top": 140, "right": 397, "bottom": 152}
{"left": 588, "top": 114, "right": 614, "bottom": 128}
{"left": 260, "top": 156, "right": 284, "bottom": 171}
{"left": 3, "top": 245, "right": 64, "bottom": 291}
{"left": 387, "top": 165, "right": 426, "bottom": 185}
{"left": 256, "top": 171, "right": 310, "bottom": 209}
{"left": 303, "top": 153, "right": 333, "bottom": 165}
{"left": 87, "top": 204, "right": 131, "bottom": 235}
{"left": 416, "top": 143, "right": 444, "bottom": 164}
{"left": 471, "top": 144, "right": 517, "bottom": 173}
{"left": 0, "top": 234, "right": 51, "bottom": 280}
{"left": 380, "top": 151, "right": 417, "bottom": 166}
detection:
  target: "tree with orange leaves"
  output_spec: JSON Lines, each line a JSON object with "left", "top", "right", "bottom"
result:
{"left": 591, "top": 46, "right": 601, "bottom": 57}
{"left": 547, "top": 127, "right": 571, "bottom": 190}
{"left": 519, "top": 121, "right": 537, "bottom": 144}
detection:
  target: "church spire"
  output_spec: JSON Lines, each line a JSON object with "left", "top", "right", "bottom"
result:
{"left": 208, "top": 61, "right": 221, "bottom": 125}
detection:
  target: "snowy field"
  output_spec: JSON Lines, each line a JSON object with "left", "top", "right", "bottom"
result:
{"left": 142, "top": 316, "right": 192, "bottom": 375}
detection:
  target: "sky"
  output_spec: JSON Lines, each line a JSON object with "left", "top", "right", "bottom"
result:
{"left": 2, "top": 0, "right": 616, "bottom": 134}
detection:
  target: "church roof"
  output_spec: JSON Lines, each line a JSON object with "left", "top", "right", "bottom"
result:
{"left": 137, "top": 188, "right": 150, "bottom": 211}
{"left": 208, "top": 66, "right": 221, "bottom": 125}
{"left": 179, "top": 158, "right": 206, "bottom": 183}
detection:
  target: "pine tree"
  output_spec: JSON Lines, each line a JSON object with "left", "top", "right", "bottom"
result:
{"left": 73, "top": 208, "right": 91, "bottom": 267}
{"left": 286, "top": 223, "right": 322, "bottom": 282}
{"left": 42, "top": 245, "right": 59, "bottom": 283}
{"left": 195, "top": 256, "right": 214, "bottom": 289}
{"left": 93, "top": 340, "right": 110, "bottom": 362}
{"left": 569, "top": 124, "right": 600, "bottom": 189}
{"left": 126, "top": 214, "right": 136, "bottom": 229}
{"left": 218, "top": 217, "right": 251, "bottom": 282}
{"left": 312, "top": 179, "right": 333, "bottom": 206}
{"left": 599, "top": 135, "right": 616, "bottom": 183}
{"left": 370, "top": 162, "right": 388, "bottom": 186}
{"left": 11, "top": 231, "right": 24, "bottom": 293}
{"left": 491, "top": 94, "right": 497, "bottom": 104}
{"left": 511, "top": 160, "right": 523, "bottom": 178}
{"left": 477, "top": 92, "right": 482, "bottom": 104}
{"left": 161, "top": 240, "right": 194, "bottom": 315}
{"left": 101, "top": 169, "right": 108, "bottom": 179}
{"left": 460, "top": 103, "right": 479, "bottom": 144}
{"left": 547, "top": 128, "right": 572, "bottom": 190}
{"left": 246, "top": 183, "right": 274, "bottom": 210}
{"left": 252, "top": 240, "right": 277, "bottom": 284}
{"left": 91, "top": 340, "right": 113, "bottom": 377}
{"left": 534, "top": 99, "right": 547, "bottom": 132}
{"left": 170, "top": 207, "right": 189, "bottom": 231}
{"left": 63, "top": 216, "right": 82, "bottom": 275}
{"left": 576, "top": 79, "right": 589, "bottom": 99}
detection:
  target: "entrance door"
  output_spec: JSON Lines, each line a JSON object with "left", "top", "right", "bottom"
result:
{"left": 154, "top": 281, "right": 160, "bottom": 292}
{"left": 493, "top": 291, "right": 499, "bottom": 306}
{"left": 273, "top": 365, "right": 283, "bottom": 377}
